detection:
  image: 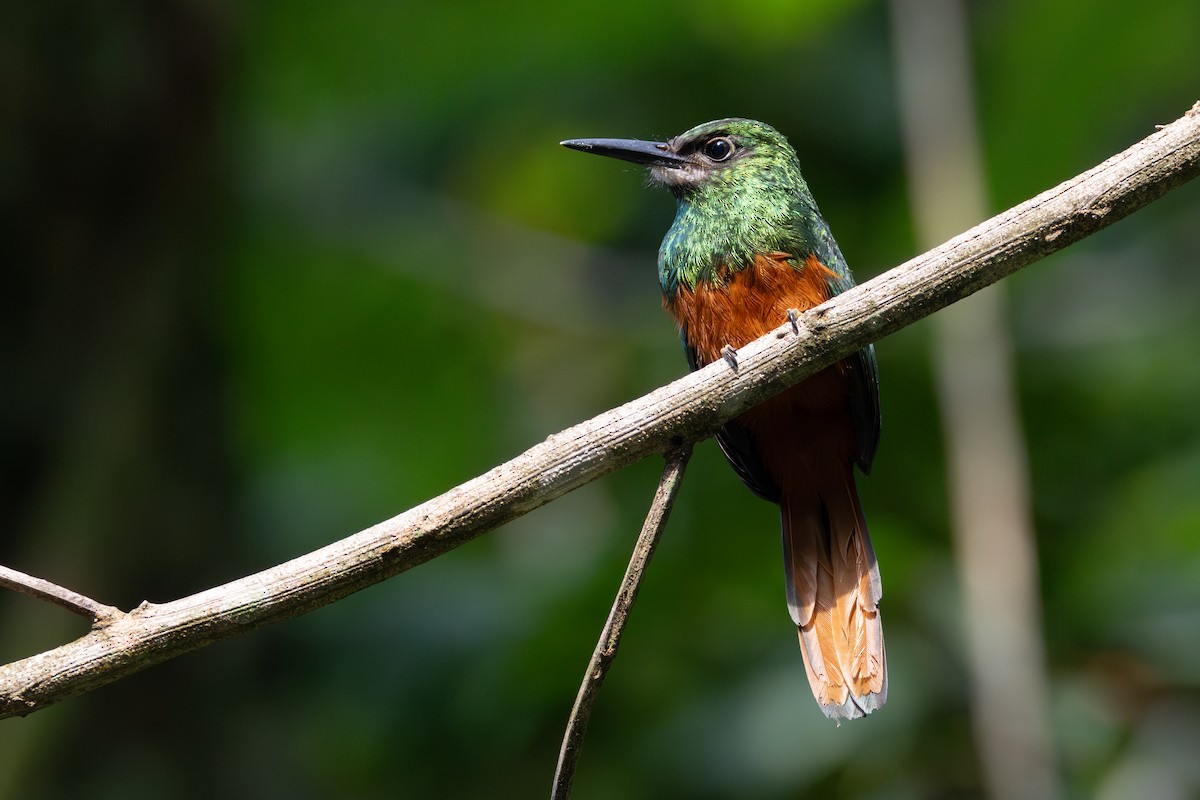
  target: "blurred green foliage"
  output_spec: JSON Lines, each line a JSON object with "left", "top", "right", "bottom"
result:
{"left": 3, "top": 1, "right": 1199, "bottom": 798}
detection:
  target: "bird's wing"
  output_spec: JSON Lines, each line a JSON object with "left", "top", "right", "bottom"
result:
{"left": 813, "top": 228, "right": 881, "bottom": 476}
{"left": 683, "top": 337, "right": 781, "bottom": 502}
{"left": 715, "top": 422, "right": 781, "bottom": 503}
{"left": 845, "top": 343, "right": 881, "bottom": 475}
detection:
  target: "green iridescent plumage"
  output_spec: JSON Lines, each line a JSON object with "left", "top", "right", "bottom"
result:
{"left": 652, "top": 118, "right": 854, "bottom": 301}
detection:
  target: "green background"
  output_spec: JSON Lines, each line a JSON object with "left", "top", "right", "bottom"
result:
{"left": 3, "top": 1, "right": 1199, "bottom": 797}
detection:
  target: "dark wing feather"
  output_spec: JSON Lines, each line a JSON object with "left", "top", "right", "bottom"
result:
{"left": 715, "top": 422, "right": 781, "bottom": 503}
{"left": 683, "top": 336, "right": 780, "bottom": 502}
{"left": 811, "top": 222, "right": 881, "bottom": 475}
{"left": 846, "top": 344, "right": 881, "bottom": 475}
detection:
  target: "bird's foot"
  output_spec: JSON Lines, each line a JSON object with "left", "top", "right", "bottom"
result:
{"left": 786, "top": 308, "right": 801, "bottom": 335}
{"left": 720, "top": 344, "right": 738, "bottom": 371}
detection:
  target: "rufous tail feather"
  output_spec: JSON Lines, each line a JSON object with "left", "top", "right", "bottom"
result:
{"left": 782, "top": 469, "right": 886, "bottom": 720}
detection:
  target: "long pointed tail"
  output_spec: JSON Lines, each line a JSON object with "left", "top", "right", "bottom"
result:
{"left": 782, "top": 469, "right": 887, "bottom": 719}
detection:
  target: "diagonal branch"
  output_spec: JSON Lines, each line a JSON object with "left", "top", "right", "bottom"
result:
{"left": 2, "top": 102, "right": 1198, "bottom": 721}
{"left": 0, "top": 565, "right": 122, "bottom": 624}
{"left": 552, "top": 445, "right": 692, "bottom": 800}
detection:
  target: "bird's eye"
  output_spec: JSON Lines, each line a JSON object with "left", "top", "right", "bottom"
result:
{"left": 703, "top": 137, "right": 734, "bottom": 161}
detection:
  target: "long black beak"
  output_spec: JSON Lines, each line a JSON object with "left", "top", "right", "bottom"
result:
{"left": 560, "top": 137, "right": 688, "bottom": 168}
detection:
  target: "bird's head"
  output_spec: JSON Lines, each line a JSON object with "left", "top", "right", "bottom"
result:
{"left": 561, "top": 118, "right": 805, "bottom": 203}
{"left": 563, "top": 118, "right": 831, "bottom": 295}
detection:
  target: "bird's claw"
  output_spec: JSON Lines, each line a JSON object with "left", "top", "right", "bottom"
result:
{"left": 720, "top": 344, "right": 738, "bottom": 371}
{"left": 786, "top": 308, "right": 801, "bottom": 334}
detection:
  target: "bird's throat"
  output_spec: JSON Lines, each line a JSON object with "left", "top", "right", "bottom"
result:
{"left": 663, "top": 252, "right": 838, "bottom": 365}
{"left": 657, "top": 187, "right": 823, "bottom": 299}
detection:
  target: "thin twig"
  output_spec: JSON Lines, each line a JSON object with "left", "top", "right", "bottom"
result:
{"left": 0, "top": 564, "right": 123, "bottom": 624}
{"left": 1, "top": 103, "right": 1198, "bottom": 720}
{"left": 551, "top": 445, "right": 692, "bottom": 800}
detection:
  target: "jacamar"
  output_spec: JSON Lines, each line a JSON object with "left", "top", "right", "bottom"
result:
{"left": 562, "top": 119, "right": 885, "bottom": 720}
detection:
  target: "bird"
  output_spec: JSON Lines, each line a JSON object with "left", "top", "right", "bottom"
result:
{"left": 561, "top": 119, "right": 885, "bottom": 720}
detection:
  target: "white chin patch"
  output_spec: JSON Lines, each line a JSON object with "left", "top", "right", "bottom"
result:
{"left": 650, "top": 163, "right": 705, "bottom": 190}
